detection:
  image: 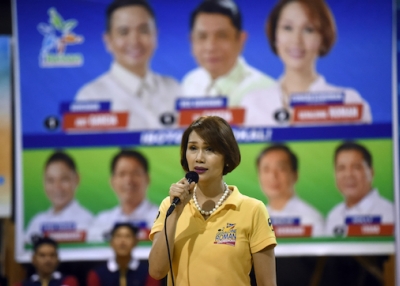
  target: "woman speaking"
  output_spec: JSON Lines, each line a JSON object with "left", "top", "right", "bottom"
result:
{"left": 148, "top": 116, "right": 277, "bottom": 285}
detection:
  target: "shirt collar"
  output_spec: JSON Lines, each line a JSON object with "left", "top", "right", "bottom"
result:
{"left": 202, "top": 57, "right": 247, "bottom": 90}
{"left": 346, "top": 188, "right": 378, "bottom": 211}
{"left": 31, "top": 271, "right": 61, "bottom": 281}
{"left": 277, "top": 74, "right": 325, "bottom": 92}
{"left": 107, "top": 256, "right": 140, "bottom": 272}
{"left": 49, "top": 200, "right": 78, "bottom": 216}
{"left": 110, "top": 62, "right": 155, "bottom": 94}
{"left": 117, "top": 199, "right": 151, "bottom": 217}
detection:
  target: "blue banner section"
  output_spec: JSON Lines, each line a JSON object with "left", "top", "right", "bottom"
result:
{"left": 271, "top": 217, "right": 301, "bottom": 226}
{"left": 289, "top": 92, "right": 345, "bottom": 107}
{"left": 41, "top": 222, "right": 76, "bottom": 231}
{"left": 345, "top": 216, "right": 381, "bottom": 225}
{"left": 59, "top": 101, "right": 111, "bottom": 114}
{"left": 23, "top": 123, "right": 392, "bottom": 149}
{"left": 175, "top": 97, "right": 228, "bottom": 111}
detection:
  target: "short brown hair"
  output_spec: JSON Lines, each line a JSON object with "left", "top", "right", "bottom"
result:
{"left": 180, "top": 116, "right": 241, "bottom": 176}
{"left": 266, "top": 0, "right": 336, "bottom": 57}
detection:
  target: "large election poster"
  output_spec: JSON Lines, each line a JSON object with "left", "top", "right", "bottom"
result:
{"left": 0, "top": 36, "right": 12, "bottom": 218}
{"left": 14, "top": 0, "right": 395, "bottom": 261}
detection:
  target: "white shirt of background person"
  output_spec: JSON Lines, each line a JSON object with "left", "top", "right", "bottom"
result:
{"left": 241, "top": 76, "right": 372, "bottom": 127}
{"left": 75, "top": 3, "right": 180, "bottom": 130}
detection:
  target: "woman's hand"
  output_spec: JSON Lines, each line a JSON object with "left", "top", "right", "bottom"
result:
{"left": 169, "top": 177, "right": 195, "bottom": 215}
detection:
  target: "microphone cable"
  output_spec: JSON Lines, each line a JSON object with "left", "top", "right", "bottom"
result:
{"left": 164, "top": 215, "right": 175, "bottom": 286}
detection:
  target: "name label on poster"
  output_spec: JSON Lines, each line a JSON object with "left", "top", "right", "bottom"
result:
{"left": 63, "top": 112, "right": 129, "bottom": 131}
{"left": 345, "top": 215, "right": 381, "bottom": 225}
{"left": 271, "top": 217, "right": 300, "bottom": 226}
{"left": 293, "top": 104, "right": 363, "bottom": 123}
{"left": 175, "top": 97, "right": 228, "bottom": 110}
{"left": 274, "top": 225, "right": 312, "bottom": 237}
{"left": 60, "top": 101, "right": 111, "bottom": 114}
{"left": 290, "top": 91, "right": 345, "bottom": 107}
{"left": 179, "top": 108, "right": 245, "bottom": 126}
{"left": 41, "top": 222, "right": 76, "bottom": 231}
{"left": 44, "top": 230, "right": 86, "bottom": 242}
{"left": 347, "top": 224, "right": 394, "bottom": 236}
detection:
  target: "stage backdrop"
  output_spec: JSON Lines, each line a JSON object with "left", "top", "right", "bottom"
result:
{"left": 0, "top": 36, "right": 12, "bottom": 218}
{"left": 14, "top": 0, "right": 395, "bottom": 261}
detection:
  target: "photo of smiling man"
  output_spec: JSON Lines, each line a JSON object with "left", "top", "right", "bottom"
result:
{"left": 86, "top": 149, "right": 159, "bottom": 242}
{"left": 181, "top": 0, "right": 275, "bottom": 107}
{"left": 326, "top": 142, "right": 394, "bottom": 237}
{"left": 24, "top": 151, "right": 94, "bottom": 244}
{"left": 75, "top": 0, "right": 180, "bottom": 130}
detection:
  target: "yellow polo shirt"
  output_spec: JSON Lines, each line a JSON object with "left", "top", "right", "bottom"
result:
{"left": 150, "top": 186, "right": 276, "bottom": 286}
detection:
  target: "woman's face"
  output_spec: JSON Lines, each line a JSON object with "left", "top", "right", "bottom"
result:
{"left": 275, "top": 2, "right": 322, "bottom": 71}
{"left": 185, "top": 131, "right": 225, "bottom": 184}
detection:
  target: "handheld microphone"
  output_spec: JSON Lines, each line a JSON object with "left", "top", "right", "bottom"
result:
{"left": 166, "top": 171, "right": 199, "bottom": 217}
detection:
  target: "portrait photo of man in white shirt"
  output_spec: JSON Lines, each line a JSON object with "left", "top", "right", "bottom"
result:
{"left": 75, "top": 0, "right": 180, "bottom": 130}
{"left": 257, "top": 144, "right": 324, "bottom": 237}
{"left": 87, "top": 149, "right": 158, "bottom": 242}
{"left": 326, "top": 142, "right": 394, "bottom": 237}
{"left": 25, "top": 152, "right": 94, "bottom": 244}
{"left": 181, "top": 0, "right": 275, "bottom": 107}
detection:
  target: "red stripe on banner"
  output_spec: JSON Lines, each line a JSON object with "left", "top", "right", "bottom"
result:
{"left": 44, "top": 230, "right": 86, "bottom": 242}
{"left": 274, "top": 225, "right": 312, "bottom": 238}
{"left": 178, "top": 108, "right": 245, "bottom": 126}
{"left": 347, "top": 224, "right": 394, "bottom": 236}
{"left": 293, "top": 104, "right": 363, "bottom": 123}
{"left": 62, "top": 112, "right": 129, "bottom": 131}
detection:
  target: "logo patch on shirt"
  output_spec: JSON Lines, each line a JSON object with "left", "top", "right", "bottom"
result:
{"left": 268, "top": 218, "right": 274, "bottom": 232}
{"left": 214, "top": 223, "right": 237, "bottom": 246}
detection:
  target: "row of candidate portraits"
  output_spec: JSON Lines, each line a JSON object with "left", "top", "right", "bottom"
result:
{"left": 24, "top": 141, "right": 394, "bottom": 245}
{"left": 73, "top": 0, "right": 372, "bottom": 131}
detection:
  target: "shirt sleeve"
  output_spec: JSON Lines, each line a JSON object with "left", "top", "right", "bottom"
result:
{"left": 249, "top": 200, "right": 277, "bottom": 253}
{"left": 86, "top": 270, "right": 101, "bottom": 286}
{"left": 149, "top": 197, "right": 170, "bottom": 241}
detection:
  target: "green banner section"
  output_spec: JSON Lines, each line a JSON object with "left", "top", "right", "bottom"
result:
{"left": 23, "top": 138, "right": 393, "bottom": 228}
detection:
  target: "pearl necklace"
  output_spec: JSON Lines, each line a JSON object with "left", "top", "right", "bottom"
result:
{"left": 193, "top": 183, "right": 230, "bottom": 216}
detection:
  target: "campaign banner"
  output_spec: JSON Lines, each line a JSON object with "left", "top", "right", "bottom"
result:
{"left": 0, "top": 36, "right": 12, "bottom": 218}
{"left": 13, "top": 0, "right": 395, "bottom": 261}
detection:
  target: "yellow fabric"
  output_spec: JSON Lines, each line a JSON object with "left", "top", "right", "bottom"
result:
{"left": 119, "top": 268, "right": 127, "bottom": 286}
{"left": 150, "top": 186, "right": 276, "bottom": 286}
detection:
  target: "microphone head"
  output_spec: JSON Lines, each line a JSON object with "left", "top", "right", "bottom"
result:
{"left": 185, "top": 171, "right": 199, "bottom": 184}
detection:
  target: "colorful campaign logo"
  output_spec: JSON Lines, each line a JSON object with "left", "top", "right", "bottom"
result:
{"left": 37, "top": 8, "right": 84, "bottom": 67}
{"left": 214, "top": 223, "right": 237, "bottom": 246}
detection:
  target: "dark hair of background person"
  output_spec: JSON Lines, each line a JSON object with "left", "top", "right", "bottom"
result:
{"left": 110, "top": 149, "right": 149, "bottom": 174}
{"left": 32, "top": 236, "right": 58, "bottom": 253}
{"left": 110, "top": 222, "right": 139, "bottom": 238}
{"left": 256, "top": 144, "right": 298, "bottom": 172}
{"left": 190, "top": 0, "right": 242, "bottom": 31}
{"left": 266, "top": 0, "right": 336, "bottom": 56}
{"left": 180, "top": 116, "right": 241, "bottom": 176}
{"left": 334, "top": 141, "right": 373, "bottom": 168}
{"left": 106, "top": 0, "right": 156, "bottom": 32}
{"left": 45, "top": 151, "right": 77, "bottom": 172}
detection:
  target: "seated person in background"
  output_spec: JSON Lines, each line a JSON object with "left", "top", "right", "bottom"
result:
{"left": 87, "top": 222, "right": 159, "bottom": 286}
{"left": 181, "top": 0, "right": 275, "bottom": 106}
{"left": 241, "top": 0, "right": 371, "bottom": 127}
{"left": 326, "top": 142, "right": 394, "bottom": 237}
{"left": 75, "top": 0, "right": 180, "bottom": 130}
{"left": 25, "top": 151, "right": 93, "bottom": 243}
{"left": 87, "top": 150, "right": 159, "bottom": 242}
{"left": 257, "top": 144, "right": 324, "bottom": 237}
{"left": 15, "top": 237, "right": 79, "bottom": 286}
